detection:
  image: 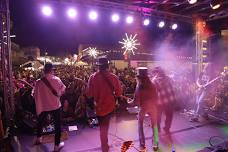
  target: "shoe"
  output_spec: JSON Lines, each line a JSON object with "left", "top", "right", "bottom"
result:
{"left": 190, "top": 117, "right": 199, "bottom": 122}
{"left": 54, "top": 142, "right": 64, "bottom": 152}
{"left": 139, "top": 145, "right": 147, "bottom": 152}
{"left": 153, "top": 145, "right": 159, "bottom": 151}
{"left": 33, "top": 137, "right": 42, "bottom": 145}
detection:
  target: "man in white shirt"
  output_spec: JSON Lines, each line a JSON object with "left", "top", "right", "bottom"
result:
{"left": 33, "top": 63, "right": 66, "bottom": 151}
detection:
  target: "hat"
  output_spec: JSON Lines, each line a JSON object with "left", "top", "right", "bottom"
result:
{"left": 96, "top": 57, "right": 109, "bottom": 66}
{"left": 44, "top": 62, "right": 55, "bottom": 72}
{"left": 136, "top": 67, "right": 148, "bottom": 78}
{"left": 153, "top": 66, "right": 165, "bottom": 76}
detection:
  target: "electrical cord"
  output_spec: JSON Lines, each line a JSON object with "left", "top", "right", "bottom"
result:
{"left": 206, "top": 136, "right": 228, "bottom": 152}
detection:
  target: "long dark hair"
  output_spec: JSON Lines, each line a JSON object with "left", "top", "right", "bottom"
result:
{"left": 137, "top": 76, "right": 153, "bottom": 90}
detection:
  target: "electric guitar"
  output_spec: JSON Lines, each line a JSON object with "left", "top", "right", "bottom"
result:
{"left": 121, "top": 140, "right": 133, "bottom": 152}
{"left": 197, "top": 71, "right": 227, "bottom": 92}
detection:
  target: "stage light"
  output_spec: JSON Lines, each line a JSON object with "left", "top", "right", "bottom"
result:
{"left": 158, "top": 21, "right": 165, "bottom": 28}
{"left": 41, "top": 6, "right": 53, "bottom": 16}
{"left": 126, "top": 16, "right": 133, "bottom": 24}
{"left": 111, "top": 14, "right": 120, "bottom": 22}
{"left": 188, "top": 0, "right": 197, "bottom": 4}
{"left": 210, "top": 0, "right": 221, "bottom": 10}
{"left": 143, "top": 19, "right": 150, "bottom": 26}
{"left": 89, "top": 11, "right": 98, "bottom": 20}
{"left": 171, "top": 23, "right": 178, "bottom": 30}
{"left": 67, "top": 8, "right": 77, "bottom": 19}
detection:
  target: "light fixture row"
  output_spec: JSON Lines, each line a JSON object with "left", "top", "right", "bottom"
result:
{"left": 41, "top": 6, "right": 178, "bottom": 30}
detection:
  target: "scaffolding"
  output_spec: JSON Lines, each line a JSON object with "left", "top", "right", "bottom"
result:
{"left": 0, "top": 0, "right": 14, "bottom": 128}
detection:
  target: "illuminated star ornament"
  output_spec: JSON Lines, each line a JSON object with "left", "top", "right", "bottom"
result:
{"left": 88, "top": 47, "right": 98, "bottom": 58}
{"left": 119, "top": 33, "right": 140, "bottom": 55}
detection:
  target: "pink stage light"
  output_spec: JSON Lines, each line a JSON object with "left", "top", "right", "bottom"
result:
{"left": 41, "top": 6, "right": 53, "bottom": 16}
{"left": 126, "top": 16, "right": 133, "bottom": 24}
{"left": 89, "top": 11, "right": 98, "bottom": 20}
{"left": 111, "top": 14, "right": 120, "bottom": 22}
{"left": 67, "top": 8, "right": 77, "bottom": 19}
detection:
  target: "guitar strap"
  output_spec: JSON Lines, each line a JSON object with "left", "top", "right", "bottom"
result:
{"left": 41, "top": 77, "right": 59, "bottom": 97}
{"left": 100, "top": 71, "right": 116, "bottom": 99}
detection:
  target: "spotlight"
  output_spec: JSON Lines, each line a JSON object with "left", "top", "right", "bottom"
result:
{"left": 89, "top": 11, "right": 98, "bottom": 20}
{"left": 126, "top": 16, "right": 133, "bottom": 24}
{"left": 41, "top": 6, "right": 52, "bottom": 16}
{"left": 67, "top": 8, "right": 77, "bottom": 19}
{"left": 210, "top": 0, "right": 221, "bottom": 10}
{"left": 188, "top": 0, "right": 197, "bottom": 4}
{"left": 143, "top": 19, "right": 150, "bottom": 26}
{"left": 171, "top": 23, "right": 178, "bottom": 30}
{"left": 158, "top": 21, "right": 165, "bottom": 28}
{"left": 111, "top": 14, "right": 120, "bottom": 22}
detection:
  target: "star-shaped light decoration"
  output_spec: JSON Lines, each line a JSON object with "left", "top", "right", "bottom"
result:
{"left": 119, "top": 33, "right": 140, "bottom": 55}
{"left": 88, "top": 47, "right": 98, "bottom": 58}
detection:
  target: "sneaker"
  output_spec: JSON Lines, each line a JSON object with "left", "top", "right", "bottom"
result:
{"left": 54, "top": 142, "right": 64, "bottom": 152}
{"left": 153, "top": 145, "right": 159, "bottom": 151}
{"left": 33, "top": 137, "right": 42, "bottom": 145}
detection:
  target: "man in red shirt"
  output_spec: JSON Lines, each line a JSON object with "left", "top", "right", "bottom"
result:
{"left": 86, "top": 57, "right": 122, "bottom": 152}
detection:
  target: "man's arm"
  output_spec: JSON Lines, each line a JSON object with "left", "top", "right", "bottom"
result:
{"left": 86, "top": 75, "right": 94, "bottom": 98}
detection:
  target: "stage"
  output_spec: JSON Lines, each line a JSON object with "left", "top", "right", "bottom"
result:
{"left": 14, "top": 112, "right": 228, "bottom": 152}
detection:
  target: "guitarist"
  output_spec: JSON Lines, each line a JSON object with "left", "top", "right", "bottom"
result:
{"left": 191, "top": 64, "right": 211, "bottom": 122}
{"left": 86, "top": 57, "right": 122, "bottom": 152}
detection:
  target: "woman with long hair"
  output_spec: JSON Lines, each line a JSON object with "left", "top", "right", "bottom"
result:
{"left": 133, "top": 67, "right": 159, "bottom": 151}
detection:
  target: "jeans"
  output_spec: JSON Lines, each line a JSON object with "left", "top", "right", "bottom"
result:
{"left": 157, "top": 104, "right": 173, "bottom": 131}
{"left": 97, "top": 112, "right": 113, "bottom": 152}
{"left": 138, "top": 106, "right": 158, "bottom": 147}
{"left": 37, "top": 108, "right": 61, "bottom": 146}
{"left": 195, "top": 90, "right": 206, "bottom": 116}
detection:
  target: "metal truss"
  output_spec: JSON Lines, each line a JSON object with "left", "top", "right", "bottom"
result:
{"left": 0, "top": 0, "right": 14, "bottom": 121}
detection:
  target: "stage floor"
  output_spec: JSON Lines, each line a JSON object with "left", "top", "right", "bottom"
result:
{"left": 14, "top": 112, "right": 228, "bottom": 152}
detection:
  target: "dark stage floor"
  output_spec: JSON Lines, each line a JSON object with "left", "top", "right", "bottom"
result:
{"left": 14, "top": 112, "right": 228, "bottom": 152}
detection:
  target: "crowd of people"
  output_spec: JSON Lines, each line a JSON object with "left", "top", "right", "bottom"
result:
{"left": 11, "top": 63, "right": 198, "bottom": 123}
{"left": 6, "top": 60, "right": 202, "bottom": 151}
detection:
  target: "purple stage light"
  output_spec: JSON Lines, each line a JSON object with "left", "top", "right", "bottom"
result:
{"left": 89, "top": 11, "right": 98, "bottom": 20}
{"left": 111, "top": 14, "right": 120, "bottom": 22}
{"left": 41, "top": 6, "right": 53, "bottom": 16}
{"left": 67, "top": 8, "right": 77, "bottom": 19}
{"left": 126, "top": 16, "right": 133, "bottom": 24}
{"left": 158, "top": 21, "right": 165, "bottom": 28}
{"left": 143, "top": 19, "right": 150, "bottom": 26}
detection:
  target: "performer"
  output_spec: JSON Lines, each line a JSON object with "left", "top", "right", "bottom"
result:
{"left": 33, "top": 63, "right": 66, "bottom": 151}
{"left": 133, "top": 67, "right": 159, "bottom": 151}
{"left": 191, "top": 64, "right": 211, "bottom": 122}
{"left": 86, "top": 57, "right": 122, "bottom": 152}
{"left": 152, "top": 67, "right": 176, "bottom": 134}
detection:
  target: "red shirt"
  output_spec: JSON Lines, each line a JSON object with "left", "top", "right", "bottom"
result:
{"left": 86, "top": 70, "right": 122, "bottom": 116}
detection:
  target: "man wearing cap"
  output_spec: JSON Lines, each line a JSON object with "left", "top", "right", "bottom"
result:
{"left": 133, "top": 67, "right": 159, "bottom": 151}
{"left": 33, "top": 63, "right": 66, "bottom": 151}
{"left": 86, "top": 57, "right": 122, "bottom": 152}
{"left": 152, "top": 67, "right": 176, "bottom": 134}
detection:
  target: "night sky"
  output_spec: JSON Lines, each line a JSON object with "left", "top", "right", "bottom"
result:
{"left": 10, "top": 0, "right": 194, "bottom": 56}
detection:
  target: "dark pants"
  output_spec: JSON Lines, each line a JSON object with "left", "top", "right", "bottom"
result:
{"left": 157, "top": 104, "right": 173, "bottom": 131}
{"left": 97, "top": 112, "right": 113, "bottom": 152}
{"left": 37, "top": 108, "right": 61, "bottom": 146}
